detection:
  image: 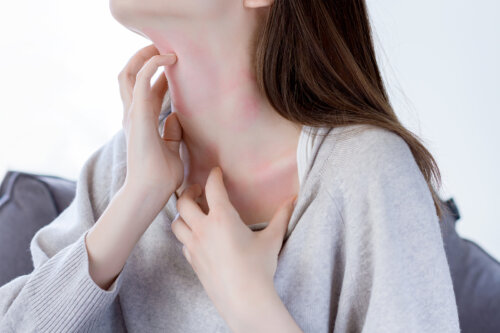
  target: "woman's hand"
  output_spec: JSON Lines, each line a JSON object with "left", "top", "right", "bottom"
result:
{"left": 118, "top": 43, "right": 184, "bottom": 199}
{"left": 171, "top": 166, "right": 297, "bottom": 325}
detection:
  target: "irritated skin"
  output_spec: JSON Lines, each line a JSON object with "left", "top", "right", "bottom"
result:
{"left": 109, "top": 0, "right": 302, "bottom": 224}
{"left": 96, "top": 2, "right": 306, "bottom": 332}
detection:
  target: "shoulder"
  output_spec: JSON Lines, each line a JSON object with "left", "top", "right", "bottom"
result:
{"left": 316, "top": 126, "right": 459, "bottom": 332}
{"left": 318, "top": 124, "right": 431, "bottom": 204}
{"left": 329, "top": 123, "right": 413, "bottom": 167}
{"left": 318, "top": 125, "right": 442, "bottom": 244}
{"left": 321, "top": 123, "right": 420, "bottom": 179}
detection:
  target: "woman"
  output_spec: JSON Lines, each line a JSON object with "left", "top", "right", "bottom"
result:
{"left": 0, "top": 0, "right": 460, "bottom": 332}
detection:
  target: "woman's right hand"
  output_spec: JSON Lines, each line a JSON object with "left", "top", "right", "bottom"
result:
{"left": 118, "top": 43, "right": 184, "bottom": 201}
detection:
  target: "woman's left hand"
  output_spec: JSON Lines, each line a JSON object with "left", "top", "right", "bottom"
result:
{"left": 171, "top": 166, "right": 296, "bottom": 319}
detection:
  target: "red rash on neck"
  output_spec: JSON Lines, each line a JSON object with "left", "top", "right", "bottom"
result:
{"left": 140, "top": 26, "right": 261, "bottom": 132}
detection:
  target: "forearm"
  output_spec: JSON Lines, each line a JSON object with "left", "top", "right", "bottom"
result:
{"left": 85, "top": 182, "right": 174, "bottom": 290}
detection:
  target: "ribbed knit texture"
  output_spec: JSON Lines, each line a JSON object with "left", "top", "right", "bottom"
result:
{"left": 25, "top": 230, "right": 125, "bottom": 332}
{"left": 0, "top": 110, "right": 461, "bottom": 332}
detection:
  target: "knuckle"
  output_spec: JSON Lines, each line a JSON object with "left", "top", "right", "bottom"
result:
{"left": 118, "top": 70, "right": 132, "bottom": 82}
{"left": 191, "top": 227, "right": 205, "bottom": 242}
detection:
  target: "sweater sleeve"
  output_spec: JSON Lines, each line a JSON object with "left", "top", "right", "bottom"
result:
{"left": 329, "top": 126, "right": 461, "bottom": 333}
{"left": 0, "top": 128, "right": 129, "bottom": 333}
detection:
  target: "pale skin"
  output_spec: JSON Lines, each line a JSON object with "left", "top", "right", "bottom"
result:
{"left": 85, "top": 0, "right": 304, "bottom": 331}
{"left": 109, "top": 0, "right": 303, "bottom": 224}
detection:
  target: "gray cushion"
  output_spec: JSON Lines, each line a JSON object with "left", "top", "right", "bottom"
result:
{"left": 439, "top": 198, "right": 500, "bottom": 333}
{"left": 0, "top": 171, "right": 76, "bottom": 286}
{"left": 0, "top": 170, "right": 499, "bottom": 332}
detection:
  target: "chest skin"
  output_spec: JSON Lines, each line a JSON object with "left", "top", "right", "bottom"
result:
{"left": 175, "top": 147, "right": 301, "bottom": 226}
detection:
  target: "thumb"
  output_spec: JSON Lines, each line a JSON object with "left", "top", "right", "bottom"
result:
{"left": 260, "top": 194, "right": 297, "bottom": 246}
{"left": 162, "top": 111, "right": 183, "bottom": 152}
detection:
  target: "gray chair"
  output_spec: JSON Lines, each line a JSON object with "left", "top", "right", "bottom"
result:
{"left": 0, "top": 171, "right": 76, "bottom": 285}
{"left": 0, "top": 170, "right": 499, "bottom": 332}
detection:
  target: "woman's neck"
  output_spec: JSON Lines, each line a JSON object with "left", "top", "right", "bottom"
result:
{"left": 137, "top": 20, "right": 302, "bottom": 199}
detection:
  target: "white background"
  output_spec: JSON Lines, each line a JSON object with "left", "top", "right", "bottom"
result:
{"left": 0, "top": 1, "right": 498, "bottom": 259}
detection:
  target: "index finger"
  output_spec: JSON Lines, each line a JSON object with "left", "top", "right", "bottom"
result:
{"left": 204, "top": 166, "right": 231, "bottom": 211}
{"left": 120, "top": 44, "right": 160, "bottom": 87}
{"left": 133, "top": 54, "right": 177, "bottom": 97}
{"left": 177, "top": 184, "right": 206, "bottom": 230}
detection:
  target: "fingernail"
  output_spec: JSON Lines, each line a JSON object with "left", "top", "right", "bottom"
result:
{"left": 292, "top": 195, "right": 298, "bottom": 206}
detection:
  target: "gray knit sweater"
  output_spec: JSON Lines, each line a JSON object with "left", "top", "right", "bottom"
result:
{"left": 0, "top": 114, "right": 460, "bottom": 332}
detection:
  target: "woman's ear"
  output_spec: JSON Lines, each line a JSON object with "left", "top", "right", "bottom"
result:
{"left": 243, "top": 0, "right": 274, "bottom": 9}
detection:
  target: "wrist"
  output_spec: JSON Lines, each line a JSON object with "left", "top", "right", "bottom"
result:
{"left": 122, "top": 178, "right": 175, "bottom": 203}
{"left": 121, "top": 182, "right": 174, "bottom": 228}
{"left": 223, "top": 282, "right": 302, "bottom": 333}
{"left": 223, "top": 282, "right": 278, "bottom": 331}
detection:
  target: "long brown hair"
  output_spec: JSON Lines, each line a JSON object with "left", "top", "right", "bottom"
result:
{"left": 252, "top": 0, "right": 448, "bottom": 219}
